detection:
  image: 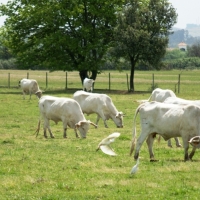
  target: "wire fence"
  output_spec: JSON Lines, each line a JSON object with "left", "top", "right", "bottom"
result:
{"left": 1, "top": 69, "right": 200, "bottom": 94}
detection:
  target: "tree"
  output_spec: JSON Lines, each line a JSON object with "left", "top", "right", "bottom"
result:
{"left": 0, "top": 0, "right": 124, "bottom": 82}
{"left": 187, "top": 42, "right": 200, "bottom": 57}
{"left": 113, "top": 0, "right": 177, "bottom": 91}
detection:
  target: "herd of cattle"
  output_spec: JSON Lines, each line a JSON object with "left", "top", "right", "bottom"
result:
{"left": 19, "top": 78, "right": 200, "bottom": 162}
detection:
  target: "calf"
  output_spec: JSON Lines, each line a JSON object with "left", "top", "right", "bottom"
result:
{"left": 130, "top": 101, "right": 200, "bottom": 161}
{"left": 83, "top": 78, "right": 95, "bottom": 92}
{"left": 19, "top": 78, "right": 42, "bottom": 99}
{"left": 35, "top": 95, "right": 97, "bottom": 138}
{"left": 73, "top": 91, "right": 124, "bottom": 128}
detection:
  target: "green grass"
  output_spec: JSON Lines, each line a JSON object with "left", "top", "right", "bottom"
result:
{"left": 0, "top": 70, "right": 200, "bottom": 199}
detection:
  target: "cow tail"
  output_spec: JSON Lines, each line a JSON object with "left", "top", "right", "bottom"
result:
{"left": 130, "top": 103, "right": 144, "bottom": 156}
{"left": 35, "top": 119, "right": 41, "bottom": 137}
{"left": 147, "top": 92, "right": 153, "bottom": 102}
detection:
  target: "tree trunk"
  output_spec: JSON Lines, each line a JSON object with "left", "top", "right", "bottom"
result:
{"left": 90, "top": 70, "right": 97, "bottom": 80}
{"left": 79, "top": 70, "right": 88, "bottom": 84}
{"left": 129, "top": 56, "right": 135, "bottom": 92}
{"left": 79, "top": 70, "right": 97, "bottom": 90}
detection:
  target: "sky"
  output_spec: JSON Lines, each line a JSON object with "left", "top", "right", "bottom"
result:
{"left": 0, "top": 0, "right": 200, "bottom": 29}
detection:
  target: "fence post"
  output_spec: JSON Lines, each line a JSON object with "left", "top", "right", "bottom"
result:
{"left": 126, "top": 73, "right": 129, "bottom": 91}
{"left": 8, "top": 73, "right": 10, "bottom": 88}
{"left": 27, "top": 72, "right": 29, "bottom": 79}
{"left": 46, "top": 72, "right": 48, "bottom": 89}
{"left": 178, "top": 74, "right": 180, "bottom": 93}
{"left": 65, "top": 72, "right": 67, "bottom": 90}
{"left": 109, "top": 73, "right": 111, "bottom": 91}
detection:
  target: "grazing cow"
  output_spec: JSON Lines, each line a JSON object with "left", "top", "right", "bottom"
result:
{"left": 73, "top": 91, "right": 124, "bottom": 128}
{"left": 130, "top": 101, "right": 200, "bottom": 161}
{"left": 83, "top": 78, "right": 95, "bottom": 92}
{"left": 19, "top": 78, "right": 42, "bottom": 99}
{"left": 137, "top": 88, "right": 176, "bottom": 104}
{"left": 137, "top": 88, "right": 181, "bottom": 148}
{"left": 35, "top": 95, "right": 97, "bottom": 138}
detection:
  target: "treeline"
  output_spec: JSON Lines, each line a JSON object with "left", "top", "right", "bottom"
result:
{"left": 1, "top": 44, "right": 200, "bottom": 71}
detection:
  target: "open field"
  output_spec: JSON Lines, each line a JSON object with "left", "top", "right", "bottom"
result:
{"left": 1, "top": 69, "right": 200, "bottom": 96}
{"left": 0, "top": 70, "right": 200, "bottom": 199}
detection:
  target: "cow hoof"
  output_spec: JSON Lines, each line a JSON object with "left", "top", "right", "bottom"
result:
{"left": 177, "top": 144, "right": 182, "bottom": 148}
{"left": 150, "top": 159, "right": 159, "bottom": 162}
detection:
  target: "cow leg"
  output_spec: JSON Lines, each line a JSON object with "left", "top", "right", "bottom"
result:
{"left": 167, "top": 139, "right": 172, "bottom": 147}
{"left": 29, "top": 91, "right": 32, "bottom": 100}
{"left": 22, "top": 91, "right": 26, "bottom": 100}
{"left": 189, "top": 146, "right": 197, "bottom": 160}
{"left": 182, "top": 137, "right": 190, "bottom": 161}
{"left": 44, "top": 119, "right": 54, "bottom": 138}
{"left": 74, "top": 128, "right": 80, "bottom": 138}
{"left": 96, "top": 114, "right": 108, "bottom": 128}
{"left": 95, "top": 115, "right": 100, "bottom": 126}
{"left": 63, "top": 128, "right": 67, "bottom": 138}
{"left": 146, "top": 133, "right": 157, "bottom": 161}
{"left": 103, "top": 120, "right": 108, "bottom": 128}
{"left": 134, "top": 132, "right": 148, "bottom": 160}
{"left": 43, "top": 128, "right": 47, "bottom": 138}
{"left": 174, "top": 137, "right": 182, "bottom": 147}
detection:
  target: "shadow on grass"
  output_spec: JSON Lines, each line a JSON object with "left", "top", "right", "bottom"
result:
{"left": 0, "top": 87, "right": 151, "bottom": 95}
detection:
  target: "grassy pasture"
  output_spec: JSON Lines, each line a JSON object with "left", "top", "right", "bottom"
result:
{"left": 0, "top": 70, "right": 200, "bottom": 199}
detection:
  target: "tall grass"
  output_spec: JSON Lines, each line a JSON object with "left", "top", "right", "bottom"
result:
{"left": 0, "top": 70, "right": 200, "bottom": 199}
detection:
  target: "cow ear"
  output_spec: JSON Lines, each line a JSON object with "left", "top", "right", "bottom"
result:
{"left": 75, "top": 122, "right": 82, "bottom": 128}
{"left": 116, "top": 112, "right": 124, "bottom": 118}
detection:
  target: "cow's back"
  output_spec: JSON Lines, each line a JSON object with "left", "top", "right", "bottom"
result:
{"left": 164, "top": 97, "right": 200, "bottom": 106}
{"left": 73, "top": 91, "right": 110, "bottom": 113}
{"left": 151, "top": 89, "right": 176, "bottom": 102}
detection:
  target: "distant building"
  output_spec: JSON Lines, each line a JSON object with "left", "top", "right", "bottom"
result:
{"left": 178, "top": 42, "right": 187, "bottom": 51}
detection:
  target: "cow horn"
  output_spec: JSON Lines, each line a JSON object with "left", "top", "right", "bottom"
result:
{"left": 192, "top": 139, "right": 200, "bottom": 142}
{"left": 88, "top": 120, "right": 98, "bottom": 128}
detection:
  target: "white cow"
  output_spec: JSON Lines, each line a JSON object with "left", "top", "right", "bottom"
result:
{"left": 35, "top": 95, "right": 97, "bottom": 138}
{"left": 137, "top": 88, "right": 181, "bottom": 148}
{"left": 73, "top": 91, "right": 124, "bottom": 128}
{"left": 137, "top": 88, "right": 176, "bottom": 104}
{"left": 130, "top": 101, "right": 200, "bottom": 161}
{"left": 19, "top": 78, "right": 42, "bottom": 99}
{"left": 83, "top": 78, "right": 95, "bottom": 92}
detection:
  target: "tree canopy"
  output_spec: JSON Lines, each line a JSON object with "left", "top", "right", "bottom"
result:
{"left": 0, "top": 0, "right": 124, "bottom": 81}
{"left": 113, "top": 0, "right": 177, "bottom": 91}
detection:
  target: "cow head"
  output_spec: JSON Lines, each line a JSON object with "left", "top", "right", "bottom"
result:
{"left": 75, "top": 120, "right": 97, "bottom": 138}
{"left": 75, "top": 121, "right": 89, "bottom": 138}
{"left": 114, "top": 112, "right": 124, "bottom": 128}
{"left": 35, "top": 90, "right": 43, "bottom": 99}
{"left": 188, "top": 136, "right": 200, "bottom": 148}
